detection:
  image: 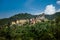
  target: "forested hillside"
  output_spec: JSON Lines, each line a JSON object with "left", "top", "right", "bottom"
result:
{"left": 0, "top": 12, "right": 60, "bottom": 26}
{"left": 10, "top": 13, "right": 36, "bottom": 20}
{"left": 0, "top": 12, "right": 60, "bottom": 40}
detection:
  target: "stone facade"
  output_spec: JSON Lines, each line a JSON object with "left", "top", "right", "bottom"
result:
{"left": 11, "top": 13, "right": 48, "bottom": 25}
{"left": 11, "top": 19, "right": 29, "bottom": 25}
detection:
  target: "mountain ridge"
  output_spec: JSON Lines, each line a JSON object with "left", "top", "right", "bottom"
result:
{"left": 0, "top": 12, "right": 60, "bottom": 26}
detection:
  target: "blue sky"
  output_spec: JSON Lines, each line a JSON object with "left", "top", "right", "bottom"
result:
{"left": 0, "top": 0, "right": 60, "bottom": 19}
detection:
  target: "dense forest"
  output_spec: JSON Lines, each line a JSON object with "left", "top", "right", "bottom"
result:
{"left": 0, "top": 12, "right": 60, "bottom": 40}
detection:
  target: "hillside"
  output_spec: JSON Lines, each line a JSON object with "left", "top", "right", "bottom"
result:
{"left": 9, "top": 13, "right": 36, "bottom": 21}
{"left": 0, "top": 12, "right": 60, "bottom": 26}
{"left": 45, "top": 12, "right": 60, "bottom": 20}
{"left": 0, "top": 18, "right": 10, "bottom": 26}
{"left": 0, "top": 13, "right": 36, "bottom": 26}
{"left": 54, "top": 12, "right": 60, "bottom": 17}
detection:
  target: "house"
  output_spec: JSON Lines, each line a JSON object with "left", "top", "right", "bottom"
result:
{"left": 11, "top": 19, "right": 29, "bottom": 25}
{"left": 30, "top": 18, "right": 36, "bottom": 24}
{"left": 12, "top": 21, "right": 16, "bottom": 25}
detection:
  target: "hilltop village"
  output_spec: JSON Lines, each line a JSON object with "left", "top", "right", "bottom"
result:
{"left": 11, "top": 13, "right": 48, "bottom": 26}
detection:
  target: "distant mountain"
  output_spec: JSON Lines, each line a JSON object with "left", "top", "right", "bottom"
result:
{"left": 45, "top": 15, "right": 54, "bottom": 20}
{"left": 45, "top": 12, "right": 60, "bottom": 20}
{"left": 0, "top": 13, "right": 36, "bottom": 26}
{"left": 0, "top": 18, "right": 10, "bottom": 26}
{"left": 9, "top": 13, "right": 36, "bottom": 21}
{"left": 0, "top": 12, "right": 60, "bottom": 26}
{"left": 53, "top": 12, "right": 60, "bottom": 17}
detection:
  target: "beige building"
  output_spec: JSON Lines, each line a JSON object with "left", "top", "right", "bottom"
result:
{"left": 11, "top": 19, "right": 29, "bottom": 25}
{"left": 11, "top": 21, "right": 16, "bottom": 25}
{"left": 11, "top": 13, "right": 48, "bottom": 25}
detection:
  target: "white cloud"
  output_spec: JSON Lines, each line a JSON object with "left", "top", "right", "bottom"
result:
{"left": 44, "top": 4, "right": 56, "bottom": 15}
{"left": 57, "top": 1, "right": 60, "bottom": 5}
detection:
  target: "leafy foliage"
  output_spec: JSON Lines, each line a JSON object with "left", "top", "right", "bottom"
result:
{"left": 0, "top": 21, "right": 60, "bottom": 40}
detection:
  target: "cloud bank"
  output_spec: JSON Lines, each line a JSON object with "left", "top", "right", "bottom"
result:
{"left": 44, "top": 4, "right": 56, "bottom": 15}
{"left": 34, "top": 4, "right": 60, "bottom": 15}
